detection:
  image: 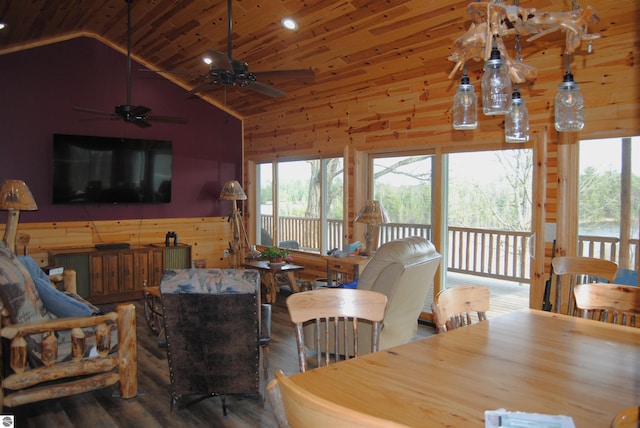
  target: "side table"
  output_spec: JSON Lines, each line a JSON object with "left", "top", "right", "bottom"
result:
{"left": 324, "top": 255, "right": 370, "bottom": 286}
{"left": 243, "top": 260, "right": 305, "bottom": 303}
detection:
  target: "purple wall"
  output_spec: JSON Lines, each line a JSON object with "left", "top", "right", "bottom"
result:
{"left": 0, "top": 37, "right": 242, "bottom": 223}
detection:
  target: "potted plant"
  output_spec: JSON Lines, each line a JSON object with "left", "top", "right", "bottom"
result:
{"left": 259, "top": 246, "right": 293, "bottom": 265}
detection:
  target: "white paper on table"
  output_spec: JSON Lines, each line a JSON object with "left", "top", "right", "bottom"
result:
{"left": 485, "top": 409, "right": 576, "bottom": 428}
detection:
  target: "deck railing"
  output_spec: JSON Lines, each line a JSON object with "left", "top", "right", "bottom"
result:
{"left": 578, "top": 235, "right": 639, "bottom": 271}
{"left": 261, "top": 215, "right": 638, "bottom": 282}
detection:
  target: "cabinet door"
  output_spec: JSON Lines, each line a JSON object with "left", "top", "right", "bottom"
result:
{"left": 90, "top": 254, "right": 118, "bottom": 296}
{"left": 120, "top": 252, "right": 136, "bottom": 292}
{"left": 90, "top": 254, "right": 105, "bottom": 296}
{"left": 150, "top": 249, "right": 164, "bottom": 287}
{"left": 104, "top": 254, "right": 120, "bottom": 294}
{"left": 134, "top": 250, "right": 150, "bottom": 290}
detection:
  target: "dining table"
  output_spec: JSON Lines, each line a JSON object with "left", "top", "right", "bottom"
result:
{"left": 288, "top": 309, "right": 640, "bottom": 427}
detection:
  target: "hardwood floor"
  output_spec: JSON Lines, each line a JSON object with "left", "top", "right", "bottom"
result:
{"left": 6, "top": 291, "right": 435, "bottom": 427}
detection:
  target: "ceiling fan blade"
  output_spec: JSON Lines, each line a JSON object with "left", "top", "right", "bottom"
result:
{"left": 248, "top": 81, "right": 285, "bottom": 98}
{"left": 253, "top": 69, "right": 315, "bottom": 82}
{"left": 138, "top": 68, "right": 202, "bottom": 77}
{"left": 147, "top": 115, "right": 189, "bottom": 124}
{"left": 187, "top": 82, "right": 219, "bottom": 95}
{"left": 130, "top": 105, "right": 152, "bottom": 116}
{"left": 206, "top": 49, "right": 233, "bottom": 73}
{"left": 73, "top": 106, "right": 115, "bottom": 117}
{"left": 131, "top": 119, "right": 152, "bottom": 128}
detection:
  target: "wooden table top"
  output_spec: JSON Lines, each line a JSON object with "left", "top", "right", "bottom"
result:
{"left": 290, "top": 309, "right": 640, "bottom": 427}
{"left": 243, "top": 260, "right": 304, "bottom": 272}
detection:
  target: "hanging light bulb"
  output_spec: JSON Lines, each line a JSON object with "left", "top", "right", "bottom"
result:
{"left": 453, "top": 65, "right": 477, "bottom": 130}
{"left": 481, "top": 36, "right": 512, "bottom": 115}
{"left": 505, "top": 85, "right": 529, "bottom": 143}
{"left": 505, "top": 27, "right": 529, "bottom": 143}
{"left": 554, "top": 53, "right": 584, "bottom": 132}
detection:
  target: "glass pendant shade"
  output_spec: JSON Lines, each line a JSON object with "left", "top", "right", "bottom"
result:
{"left": 554, "top": 71, "right": 584, "bottom": 132}
{"left": 505, "top": 89, "right": 529, "bottom": 143}
{"left": 481, "top": 42, "right": 512, "bottom": 115}
{"left": 452, "top": 73, "right": 477, "bottom": 130}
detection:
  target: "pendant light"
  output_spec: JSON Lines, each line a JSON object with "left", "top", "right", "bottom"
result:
{"left": 452, "top": 65, "right": 478, "bottom": 130}
{"left": 554, "top": 53, "right": 584, "bottom": 132}
{"left": 505, "top": 30, "right": 529, "bottom": 142}
{"left": 481, "top": 36, "right": 512, "bottom": 115}
{"left": 505, "top": 85, "right": 529, "bottom": 142}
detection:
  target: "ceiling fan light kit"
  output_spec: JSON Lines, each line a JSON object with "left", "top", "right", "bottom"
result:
{"left": 448, "top": 0, "right": 599, "bottom": 136}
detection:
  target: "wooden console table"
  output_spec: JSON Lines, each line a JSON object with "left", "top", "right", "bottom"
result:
{"left": 324, "top": 255, "right": 370, "bottom": 286}
{"left": 48, "top": 244, "right": 191, "bottom": 304}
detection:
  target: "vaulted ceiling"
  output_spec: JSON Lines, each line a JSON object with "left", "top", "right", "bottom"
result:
{"left": 0, "top": 0, "right": 592, "bottom": 119}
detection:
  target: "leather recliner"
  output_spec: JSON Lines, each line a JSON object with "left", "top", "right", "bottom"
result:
{"left": 303, "top": 236, "right": 441, "bottom": 356}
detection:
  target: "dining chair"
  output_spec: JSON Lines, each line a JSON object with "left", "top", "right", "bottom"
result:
{"left": 551, "top": 256, "right": 618, "bottom": 315}
{"left": 268, "top": 370, "right": 410, "bottom": 428}
{"left": 573, "top": 283, "right": 640, "bottom": 327}
{"left": 431, "top": 285, "right": 490, "bottom": 333}
{"left": 286, "top": 288, "right": 387, "bottom": 372}
{"left": 610, "top": 406, "right": 639, "bottom": 427}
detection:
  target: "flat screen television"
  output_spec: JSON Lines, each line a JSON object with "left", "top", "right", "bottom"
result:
{"left": 53, "top": 133, "right": 172, "bottom": 204}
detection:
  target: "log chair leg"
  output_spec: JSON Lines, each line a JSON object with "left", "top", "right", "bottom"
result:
{"left": 117, "top": 303, "right": 138, "bottom": 398}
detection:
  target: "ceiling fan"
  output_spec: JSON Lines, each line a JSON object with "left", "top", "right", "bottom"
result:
{"left": 184, "top": 0, "right": 315, "bottom": 97}
{"left": 73, "top": 0, "right": 187, "bottom": 128}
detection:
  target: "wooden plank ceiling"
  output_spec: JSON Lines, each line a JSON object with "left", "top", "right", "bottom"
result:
{"left": 0, "top": 0, "right": 572, "bottom": 119}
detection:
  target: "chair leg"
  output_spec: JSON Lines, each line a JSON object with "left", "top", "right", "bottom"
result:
{"left": 221, "top": 395, "right": 227, "bottom": 416}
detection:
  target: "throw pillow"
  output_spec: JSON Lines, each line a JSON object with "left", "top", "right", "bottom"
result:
{"left": 0, "top": 242, "right": 50, "bottom": 324}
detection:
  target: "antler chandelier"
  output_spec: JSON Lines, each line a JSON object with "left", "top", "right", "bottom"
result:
{"left": 448, "top": 0, "right": 600, "bottom": 139}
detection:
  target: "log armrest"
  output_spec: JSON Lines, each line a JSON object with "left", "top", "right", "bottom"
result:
{"left": 0, "top": 303, "right": 137, "bottom": 407}
{"left": 49, "top": 269, "right": 78, "bottom": 294}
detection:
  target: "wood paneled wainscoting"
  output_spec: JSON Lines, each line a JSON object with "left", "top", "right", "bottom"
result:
{"left": 3, "top": 217, "right": 233, "bottom": 270}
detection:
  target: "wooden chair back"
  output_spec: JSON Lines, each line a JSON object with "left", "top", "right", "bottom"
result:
{"left": 552, "top": 256, "right": 618, "bottom": 315}
{"left": 269, "top": 370, "right": 409, "bottom": 428}
{"left": 573, "top": 283, "right": 640, "bottom": 327}
{"left": 431, "top": 285, "right": 490, "bottom": 333}
{"left": 611, "top": 406, "right": 639, "bottom": 427}
{"left": 286, "top": 288, "right": 387, "bottom": 372}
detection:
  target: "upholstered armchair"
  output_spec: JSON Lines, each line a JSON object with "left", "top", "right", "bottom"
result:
{"left": 160, "top": 268, "right": 271, "bottom": 414}
{"left": 0, "top": 242, "right": 137, "bottom": 407}
{"left": 303, "top": 236, "right": 441, "bottom": 356}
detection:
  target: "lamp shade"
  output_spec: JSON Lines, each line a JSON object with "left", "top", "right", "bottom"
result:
{"left": 219, "top": 180, "right": 247, "bottom": 201}
{"left": 0, "top": 179, "right": 38, "bottom": 211}
{"left": 354, "top": 200, "right": 389, "bottom": 224}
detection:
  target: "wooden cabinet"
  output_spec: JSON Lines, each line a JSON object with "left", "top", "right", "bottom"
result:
{"left": 324, "top": 255, "right": 370, "bottom": 286}
{"left": 49, "top": 244, "right": 191, "bottom": 304}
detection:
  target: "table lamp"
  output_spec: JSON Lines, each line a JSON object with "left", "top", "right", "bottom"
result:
{"left": 354, "top": 200, "right": 388, "bottom": 255}
{"left": 0, "top": 179, "right": 38, "bottom": 254}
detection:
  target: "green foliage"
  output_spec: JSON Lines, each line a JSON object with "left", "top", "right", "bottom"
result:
{"left": 579, "top": 166, "right": 640, "bottom": 236}
{"left": 259, "top": 246, "right": 292, "bottom": 261}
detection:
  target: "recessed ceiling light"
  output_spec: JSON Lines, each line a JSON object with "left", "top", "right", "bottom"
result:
{"left": 281, "top": 18, "right": 298, "bottom": 31}
{"left": 0, "top": 23, "right": 6, "bottom": 30}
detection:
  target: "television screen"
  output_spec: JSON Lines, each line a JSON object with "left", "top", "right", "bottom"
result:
{"left": 53, "top": 133, "right": 172, "bottom": 204}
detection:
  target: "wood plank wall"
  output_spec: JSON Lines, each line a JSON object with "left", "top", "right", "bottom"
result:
{"left": 243, "top": 0, "right": 640, "bottom": 310}
{"left": 3, "top": 217, "right": 233, "bottom": 269}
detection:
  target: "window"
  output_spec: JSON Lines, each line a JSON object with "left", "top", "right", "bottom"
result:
{"left": 256, "top": 158, "right": 344, "bottom": 254}
{"left": 578, "top": 136, "right": 639, "bottom": 269}
{"left": 370, "top": 154, "right": 433, "bottom": 244}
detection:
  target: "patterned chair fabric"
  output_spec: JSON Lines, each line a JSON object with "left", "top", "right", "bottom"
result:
{"left": 160, "top": 268, "right": 270, "bottom": 411}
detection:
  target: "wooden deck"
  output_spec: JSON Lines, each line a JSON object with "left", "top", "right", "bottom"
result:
{"left": 446, "top": 272, "right": 531, "bottom": 319}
